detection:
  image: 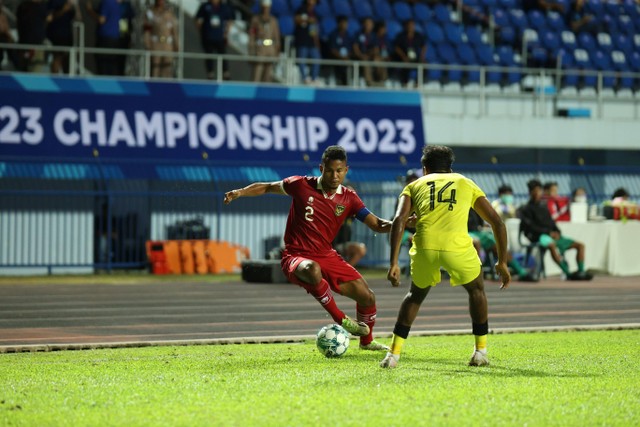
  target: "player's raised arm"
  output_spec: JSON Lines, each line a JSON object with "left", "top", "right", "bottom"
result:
{"left": 223, "top": 181, "right": 286, "bottom": 204}
{"left": 473, "top": 196, "right": 512, "bottom": 289}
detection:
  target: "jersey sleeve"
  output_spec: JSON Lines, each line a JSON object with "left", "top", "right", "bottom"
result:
{"left": 467, "top": 178, "right": 486, "bottom": 206}
{"left": 282, "top": 175, "right": 304, "bottom": 196}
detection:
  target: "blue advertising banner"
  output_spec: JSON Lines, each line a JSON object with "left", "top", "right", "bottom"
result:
{"left": 0, "top": 75, "right": 425, "bottom": 167}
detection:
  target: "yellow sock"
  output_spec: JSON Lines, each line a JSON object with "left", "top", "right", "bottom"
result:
{"left": 475, "top": 334, "right": 487, "bottom": 352}
{"left": 390, "top": 334, "right": 406, "bottom": 356}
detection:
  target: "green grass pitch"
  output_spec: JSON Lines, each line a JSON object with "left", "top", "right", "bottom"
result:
{"left": 1, "top": 329, "right": 638, "bottom": 426}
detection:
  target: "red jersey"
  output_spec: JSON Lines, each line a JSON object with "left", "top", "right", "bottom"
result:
{"left": 281, "top": 176, "right": 367, "bottom": 256}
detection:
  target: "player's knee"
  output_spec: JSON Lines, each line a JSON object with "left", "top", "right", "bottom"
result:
{"left": 299, "top": 261, "right": 323, "bottom": 285}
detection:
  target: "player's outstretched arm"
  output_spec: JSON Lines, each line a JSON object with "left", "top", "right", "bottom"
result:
{"left": 223, "top": 181, "right": 285, "bottom": 205}
{"left": 474, "top": 196, "right": 512, "bottom": 289}
{"left": 387, "top": 194, "right": 413, "bottom": 287}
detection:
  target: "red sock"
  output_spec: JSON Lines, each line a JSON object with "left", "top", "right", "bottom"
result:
{"left": 304, "top": 278, "right": 345, "bottom": 324}
{"left": 357, "top": 304, "right": 376, "bottom": 345}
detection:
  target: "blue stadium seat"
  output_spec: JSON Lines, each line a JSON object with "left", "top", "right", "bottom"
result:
{"left": 492, "top": 9, "right": 510, "bottom": 28}
{"left": 425, "top": 44, "right": 443, "bottom": 81}
{"left": 602, "top": 14, "right": 618, "bottom": 34}
{"left": 393, "top": 1, "right": 412, "bottom": 22}
{"left": 622, "top": 0, "right": 640, "bottom": 18}
{"left": 289, "top": 0, "right": 303, "bottom": 11}
{"left": 560, "top": 30, "right": 577, "bottom": 51}
{"left": 347, "top": 18, "right": 360, "bottom": 36}
{"left": 413, "top": 3, "right": 432, "bottom": 24}
{"left": 444, "top": 23, "right": 464, "bottom": 45}
{"left": 497, "top": 45, "right": 522, "bottom": 84}
{"left": 604, "top": 1, "right": 622, "bottom": 15}
{"left": 633, "top": 34, "right": 640, "bottom": 54}
{"left": 617, "top": 15, "right": 635, "bottom": 36}
{"left": 437, "top": 42, "right": 459, "bottom": 64}
{"left": 584, "top": 0, "right": 603, "bottom": 16}
{"left": 481, "top": 0, "right": 499, "bottom": 11}
{"left": 425, "top": 22, "right": 445, "bottom": 44}
{"left": 546, "top": 11, "right": 566, "bottom": 32}
{"left": 573, "top": 48, "right": 597, "bottom": 87}
{"left": 352, "top": 0, "right": 373, "bottom": 20}
{"left": 465, "top": 26, "right": 485, "bottom": 46}
{"left": 628, "top": 51, "right": 640, "bottom": 72}
{"left": 591, "top": 50, "right": 616, "bottom": 89}
{"left": 596, "top": 33, "right": 614, "bottom": 53}
{"left": 527, "top": 10, "right": 547, "bottom": 32}
{"left": 560, "top": 50, "right": 580, "bottom": 88}
{"left": 457, "top": 44, "right": 481, "bottom": 83}
{"left": 541, "top": 31, "right": 561, "bottom": 59}
{"left": 499, "top": 26, "right": 517, "bottom": 46}
{"left": 386, "top": 19, "right": 403, "bottom": 43}
{"left": 577, "top": 32, "right": 597, "bottom": 53}
{"left": 278, "top": 15, "right": 295, "bottom": 37}
{"left": 320, "top": 17, "right": 337, "bottom": 39}
{"left": 434, "top": 4, "right": 452, "bottom": 24}
{"left": 475, "top": 44, "right": 503, "bottom": 84}
{"left": 498, "top": 0, "right": 515, "bottom": 10}
{"left": 613, "top": 34, "right": 633, "bottom": 57}
{"left": 315, "top": 0, "right": 333, "bottom": 19}
{"left": 373, "top": 0, "right": 393, "bottom": 21}
{"left": 332, "top": 0, "right": 353, "bottom": 17}
{"left": 271, "top": 0, "right": 290, "bottom": 17}
{"left": 508, "top": 9, "right": 528, "bottom": 32}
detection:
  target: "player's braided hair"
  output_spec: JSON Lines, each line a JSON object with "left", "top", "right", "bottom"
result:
{"left": 322, "top": 145, "right": 347, "bottom": 164}
{"left": 421, "top": 145, "right": 454, "bottom": 173}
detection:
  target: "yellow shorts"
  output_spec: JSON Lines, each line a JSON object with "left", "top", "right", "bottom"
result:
{"left": 409, "top": 245, "right": 482, "bottom": 288}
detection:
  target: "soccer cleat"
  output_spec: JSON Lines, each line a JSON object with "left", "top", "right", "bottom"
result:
{"left": 380, "top": 352, "right": 399, "bottom": 369}
{"left": 518, "top": 273, "right": 539, "bottom": 283}
{"left": 468, "top": 350, "right": 490, "bottom": 367}
{"left": 359, "top": 340, "right": 390, "bottom": 351}
{"left": 567, "top": 271, "right": 594, "bottom": 281}
{"left": 341, "top": 316, "right": 370, "bottom": 337}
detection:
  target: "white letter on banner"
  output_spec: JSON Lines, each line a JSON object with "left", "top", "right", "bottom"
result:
{"left": 251, "top": 114, "right": 272, "bottom": 150}
{"left": 80, "top": 109, "right": 106, "bottom": 146}
{"left": 164, "top": 112, "right": 187, "bottom": 148}
{"left": 296, "top": 117, "right": 307, "bottom": 151}
{"left": 187, "top": 113, "right": 199, "bottom": 149}
{"left": 272, "top": 116, "right": 296, "bottom": 151}
{"left": 226, "top": 114, "right": 251, "bottom": 150}
{"left": 108, "top": 111, "right": 136, "bottom": 147}
{"left": 54, "top": 108, "right": 79, "bottom": 146}
{"left": 198, "top": 113, "right": 225, "bottom": 149}
{"left": 135, "top": 111, "right": 164, "bottom": 148}
{"left": 306, "top": 117, "right": 329, "bottom": 151}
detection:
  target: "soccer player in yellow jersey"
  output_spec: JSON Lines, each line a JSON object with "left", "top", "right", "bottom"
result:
{"left": 381, "top": 145, "right": 511, "bottom": 368}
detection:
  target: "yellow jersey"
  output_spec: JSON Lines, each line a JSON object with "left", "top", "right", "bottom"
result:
{"left": 401, "top": 172, "right": 485, "bottom": 252}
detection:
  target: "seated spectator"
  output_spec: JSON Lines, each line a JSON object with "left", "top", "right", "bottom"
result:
{"left": 468, "top": 208, "right": 536, "bottom": 281}
{"left": 17, "top": 0, "right": 48, "bottom": 72}
{"left": 249, "top": 0, "right": 280, "bottom": 82}
{"left": 393, "top": 19, "right": 426, "bottom": 87}
{"left": 519, "top": 179, "right": 593, "bottom": 280}
{"left": 326, "top": 15, "right": 351, "bottom": 86}
{"left": 46, "top": 0, "right": 81, "bottom": 74}
{"left": 372, "top": 21, "right": 389, "bottom": 84}
{"left": 543, "top": 181, "right": 570, "bottom": 222}
{"left": 294, "top": 0, "right": 320, "bottom": 84}
{"left": 195, "top": 0, "right": 233, "bottom": 80}
{"left": 143, "top": 0, "right": 179, "bottom": 78}
{"left": 571, "top": 187, "right": 588, "bottom": 204}
{"left": 352, "top": 17, "right": 379, "bottom": 86}
{"left": 491, "top": 184, "right": 518, "bottom": 221}
{"left": 333, "top": 218, "right": 367, "bottom": 267}
{"left": 0, "top": 0, "right": 20, "bottom": 70}
{"left": 565, "top": 0, "right": 601, "bottom": 35}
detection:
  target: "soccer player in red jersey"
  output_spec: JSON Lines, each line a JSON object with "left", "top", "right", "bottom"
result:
{"left": 224, "top": 145, "right": 400, "bottom": 351}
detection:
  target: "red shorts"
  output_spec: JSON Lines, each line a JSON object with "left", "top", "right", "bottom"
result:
{"left": 281, "top": 249, "right": 362, "bottom": 294}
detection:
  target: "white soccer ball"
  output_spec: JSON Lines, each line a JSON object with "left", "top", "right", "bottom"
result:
{"left": 316, "top": 323, "right": 350, "bottom": 358}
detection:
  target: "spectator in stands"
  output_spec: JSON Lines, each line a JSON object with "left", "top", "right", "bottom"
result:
{"left": 248, "top": 0, "right": 280, "bottom": 82}
{"left": 468, "top": 208, "right": 536, "bottom": 281}
{"left": 117, "top": 0, "right": 134, "bottom": 75}
{"left": 143, "top": 0, "right": 179, "bottom": 78}
{"left": 86, "top": 0, "right": 121, "bottom": 75}
{"left": 519, "top": 179, "right": 593, "bottom": 280}
{"left": 16, "top": 0, "right": 48, "bottom": 72}
{"left": 566, "top": 0, "right": 600, "bottom": 35}
{"left": 46, "top": 0, "right": 81, "bottom": 74}
{"left": 393, "top": 19, "right": 426, "bottom": 87}
{"left": 195, "top": 0, "right": 233, "bottom": 80}
{"left": 491, "top": 184, "right": 518, "bottom": 221}
{"left": 543, "top": 181, "right": 570, "bottom": 221}
{"left": 327, "top": 15, "right": 351, "bottom": 86}
{"left": 353, "top": 16, "right": 381, "bottom": 87}
{"left": 372, "top": 20, "right": 389, "bottom": 84}
{"left": 333, "top": 218, "right": 367, "bottom": 267}
{"left": 611, "top": 187, "right": 631, "bottom": 204}
{"left": 294, "top": 0, "right": 320, "bottom": 84}
{"left": 571, "top": 187, "right": 588, "bottom": 204}
{"left": 0, "top": 0, "right": 20, "bottom": 70}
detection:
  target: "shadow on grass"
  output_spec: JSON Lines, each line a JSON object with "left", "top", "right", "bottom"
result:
{"left": 401, "top": 356, "right": 600, "bottom": 378}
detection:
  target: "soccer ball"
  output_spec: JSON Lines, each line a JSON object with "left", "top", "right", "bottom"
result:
{"left": 316, "top": 324, "right": 350, "bottom": 358}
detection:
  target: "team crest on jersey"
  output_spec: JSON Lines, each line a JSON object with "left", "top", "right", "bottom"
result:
{"left": 334, "top": 205, "right": 346, "bottom": 216}
{"left": 308, "top": 196, "right": 314, "bottom": 204}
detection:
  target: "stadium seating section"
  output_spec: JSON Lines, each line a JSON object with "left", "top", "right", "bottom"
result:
{"left": 257, "top": 0, "right": 640, "bottom": 93}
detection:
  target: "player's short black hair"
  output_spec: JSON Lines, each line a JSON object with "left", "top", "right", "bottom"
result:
{"left": 612, "top": 187, "right": 630, "bottom": 199}
{"left": 321, "top": 145, "right": 347, "bottom": 164}
{"left": 498, "top": 184, "right": 513, "bottom": 194}
{"left": 421, "top": 145, "right": 454, "bottom": 173}
{"left": 527, "top": 179, "right": 542, "bottom": 192}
